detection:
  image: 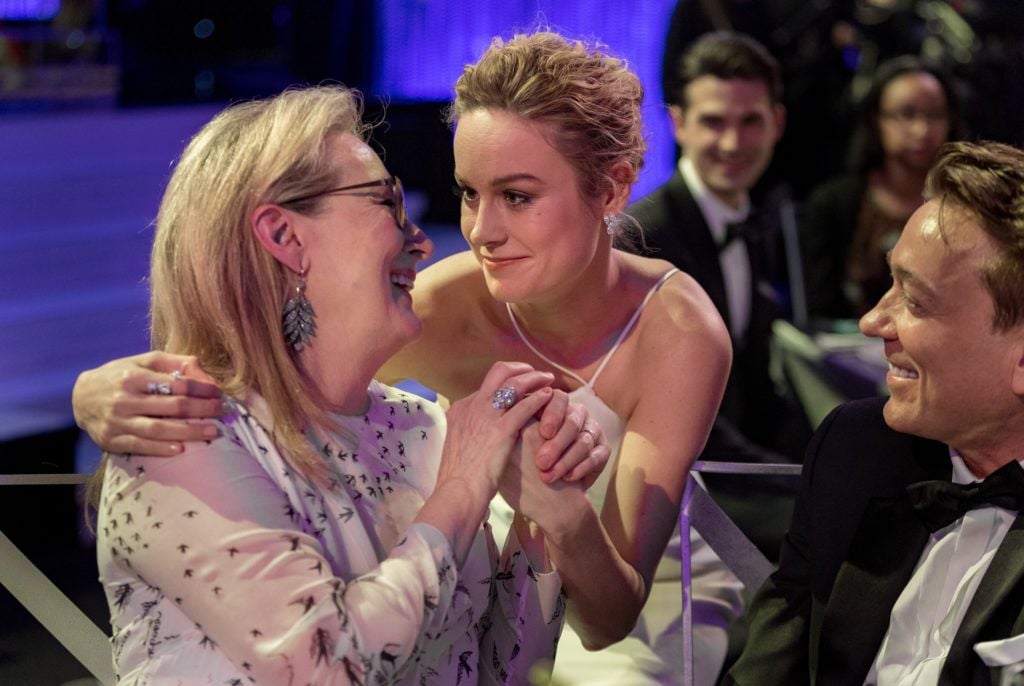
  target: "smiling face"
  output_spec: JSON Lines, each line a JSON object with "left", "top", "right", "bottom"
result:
{"left": 672, "top": 76, "right": 784, "bottom": 209}
{"left": 452, "top": 108, "right": 608, "bottom": 304}
{"left": 859, "top": 198, "right": 1024, "bottom": 451}
{"left": 298, "top": 132, "right": 433, "bottom": 364}
{"left": 877, "top": 71, "right": 951, "bottom": 172}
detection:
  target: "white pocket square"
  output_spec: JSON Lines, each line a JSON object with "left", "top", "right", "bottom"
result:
{"left": 975, "top": 633, "right": 1024, "bottom": 667}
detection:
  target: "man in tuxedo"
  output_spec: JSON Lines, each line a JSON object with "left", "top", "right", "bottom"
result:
{"left": 725, "top": 140, "right": 1024, "bottom": 684}
{"left": 628, "top": 31, "right": 791, "bottom": 467}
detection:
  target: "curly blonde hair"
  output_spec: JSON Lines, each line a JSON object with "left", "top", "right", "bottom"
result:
{"left": 446, "top": 31, "right": 645, "bottom": 201}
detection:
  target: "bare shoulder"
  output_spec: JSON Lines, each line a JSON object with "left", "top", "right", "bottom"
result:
{"left": 620, "top": 251, "right": 729, "bottom": 356}
{"left": 378, "top": 251, "right": 495, "bottom": 391}
{"left": 413, "top": 250, "right": 485, "bottom": 313}
{"left": 413, "top": 251, "right": 504, "bottom": 347}
{"left": 594, "top": 252, "right": 730, "bottom": 425}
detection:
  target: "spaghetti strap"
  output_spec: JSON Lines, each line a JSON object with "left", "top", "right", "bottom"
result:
{"left": 506, "top": 268, "right": 679, "bottom": 388}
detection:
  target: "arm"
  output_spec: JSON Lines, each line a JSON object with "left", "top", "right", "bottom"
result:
{"left": 479, "top": 512, "right": 566, "bottom": 685}
{"left": 414, "top": 362, "right": 559, "bottom": 564}
{"left": 480, "top": 417, "right": 609, "bottom": 685}
{"left": 542, "top": 276, "right": 733, "bottom": 649}
{"left": 71, "top": 252, "right": 483, "bottom": 457}
{"left": 100, "top": 362, "right": 559, "bottom": 685}
{"left": 102, "top": 436, "right": 465, "bottom": 685}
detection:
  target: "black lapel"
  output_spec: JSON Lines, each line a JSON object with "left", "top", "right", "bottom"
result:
{"left": 940, "top": 512, "right": 1024, "bottom": 685}
{"left": 815, "top": 496, "right": 933, "bottom": 684}
{"left": 815, "top": 436, "right": 950, "bottom": 684}
{"left": 661, "top": 173, "right": 731, "bottom": 329}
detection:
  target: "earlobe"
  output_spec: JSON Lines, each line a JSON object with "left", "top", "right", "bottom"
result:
{"left": 252, "top": 203, "right": 304, "bottom": 273}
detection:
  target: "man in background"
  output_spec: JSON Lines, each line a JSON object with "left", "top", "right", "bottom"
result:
{"left": 629, "top": 32, "right": 795, "bottom": 481}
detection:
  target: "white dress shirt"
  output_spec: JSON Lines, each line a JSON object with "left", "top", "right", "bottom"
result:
{"left": 680, "top": 156, "right": 751, "bottom": 340}
{"left": 866, "top": 452, "right": 1024, "bottom": 685}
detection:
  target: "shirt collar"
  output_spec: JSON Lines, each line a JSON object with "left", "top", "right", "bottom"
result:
{"left": 949, "top": 447, "right": 1024, "bottom": 484}
{"left": 679, "top": 156, "right": 750, "bottom": 243}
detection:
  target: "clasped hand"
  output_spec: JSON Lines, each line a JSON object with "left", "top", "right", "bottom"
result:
{"left": 435, "top": 361, "right": 610, "bottom": 525}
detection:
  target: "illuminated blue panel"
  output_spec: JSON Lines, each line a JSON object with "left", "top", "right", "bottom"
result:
{"left": 373, "top": 0, "right": 679, "bottom": 197}
{"left": 0, "top": 0, "right": 60, "bottom": 20}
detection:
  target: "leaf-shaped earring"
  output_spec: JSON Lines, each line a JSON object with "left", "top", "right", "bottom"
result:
{"left": 282, "top": 269, "right": 317, "bottom": 351}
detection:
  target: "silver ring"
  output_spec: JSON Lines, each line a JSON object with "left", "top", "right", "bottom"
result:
{"left": 580, "top": 428, "right": 598, "bottom": 445}
{"left": 171, "top": 370, "right": 183, "bottom": 381}
{"left": 491, "top": 386, "right": 518, "bottom": 410}
{"left": 146, "top": 382, "right": 173, "bottom": 396}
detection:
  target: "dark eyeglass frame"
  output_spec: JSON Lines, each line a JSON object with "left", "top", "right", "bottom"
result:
{"left": 280, "top": 176, "right": 406, "bottom": 228}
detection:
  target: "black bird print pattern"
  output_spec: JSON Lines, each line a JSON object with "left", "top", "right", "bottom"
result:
{"left": 96, "top": 380, "right": 564, "bottom": 684}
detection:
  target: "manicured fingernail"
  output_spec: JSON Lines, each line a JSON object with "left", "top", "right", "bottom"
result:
{"left": 202, "top": 425, "right": 220, "bottom": 439}
{"left": 171, "top": 443, "right": 183, "bottom": 453}
{"left": 219, "top": 401, "right": 232, "bottom": 415}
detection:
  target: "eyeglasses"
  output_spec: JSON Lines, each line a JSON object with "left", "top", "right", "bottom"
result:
{"left": 879, "top": 109, "right": 950, "bottom": 127}
{"left": 280, "top": 176, "right": 406, "bottom": 228}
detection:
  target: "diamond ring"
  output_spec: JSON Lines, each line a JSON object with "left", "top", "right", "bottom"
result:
{"left": 491, "top": 386, "right": 518, "bottom": 410}
{"left": 146, "top": 382, "right": 173, "bottom": 396}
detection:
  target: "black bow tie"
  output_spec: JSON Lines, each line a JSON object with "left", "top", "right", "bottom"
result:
{"left": 906, "top": 460, "right": 1024, "bottom": 533}
{"left": 719, "top": 214, "right": 757, "bottom": 252}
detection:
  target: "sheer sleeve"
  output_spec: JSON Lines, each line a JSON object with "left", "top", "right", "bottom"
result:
{"left": 477, "top": 521, "right": 564, "bottom": 684}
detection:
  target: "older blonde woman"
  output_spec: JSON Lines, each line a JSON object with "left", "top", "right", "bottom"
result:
{"left": 92, "top": 85, "right": 609, "bottom": 685}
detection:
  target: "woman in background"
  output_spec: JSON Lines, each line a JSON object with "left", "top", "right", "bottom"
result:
{"left": 802, "top": 55, "right": 964, "bottom": 320}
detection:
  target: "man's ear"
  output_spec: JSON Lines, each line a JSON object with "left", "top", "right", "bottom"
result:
{"left": 669, "top": 104, "right": 688, "bottom": 149}
{"left": 1011, "top": 332, "right": 1024, "bottom": 398}
{"left": 773, "top": 102, "right": 788, "bottom": 143}
{"left": 252, "top": 203, "right": 304, "bottom": 273}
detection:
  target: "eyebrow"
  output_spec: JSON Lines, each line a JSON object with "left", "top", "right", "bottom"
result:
{"left": 453, "top": 172, "right": 544, "bottom": 187}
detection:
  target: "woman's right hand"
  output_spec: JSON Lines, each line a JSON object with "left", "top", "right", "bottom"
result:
{"left": 72, "top": 351, "right": 224, "bottom": 455}
{"left": 416, "top": 361, "right": 556, "bottom": 564}
{"left": 435, "top": 361, "right": 557, "bottom": 504}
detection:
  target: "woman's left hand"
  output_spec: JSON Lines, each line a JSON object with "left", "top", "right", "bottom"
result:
{"left": 531, "top": 392, "right": 611, "bottom": 488}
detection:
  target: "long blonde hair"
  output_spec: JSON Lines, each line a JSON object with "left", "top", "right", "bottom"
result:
{"left": 152, "top": 85, "right": 370, "bottom": 476}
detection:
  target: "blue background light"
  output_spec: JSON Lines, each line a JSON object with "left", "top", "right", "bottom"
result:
{"left": 371, "top": 0, "right": 679, "bottom": 198}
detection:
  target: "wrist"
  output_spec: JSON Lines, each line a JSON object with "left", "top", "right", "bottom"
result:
{"left": 432, "top": 477, "right": 492, "bottom": 520}
{"left": 537, "top": 488, "right": 595, "bottom": 548}
{"left": 512, "top": 513, "right": 552, "bottom": 572}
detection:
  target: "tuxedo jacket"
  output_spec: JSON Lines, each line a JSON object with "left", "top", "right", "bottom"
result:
{"left": 627, "top": 171, "right": 783, "bottom": 457}
{"left": 724, "top": 397, "right": 1024, "bottom": 685}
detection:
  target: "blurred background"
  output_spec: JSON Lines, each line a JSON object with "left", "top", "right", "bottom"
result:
{"left": 3, "top": 1, "right": 1024, "bottom": 683}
